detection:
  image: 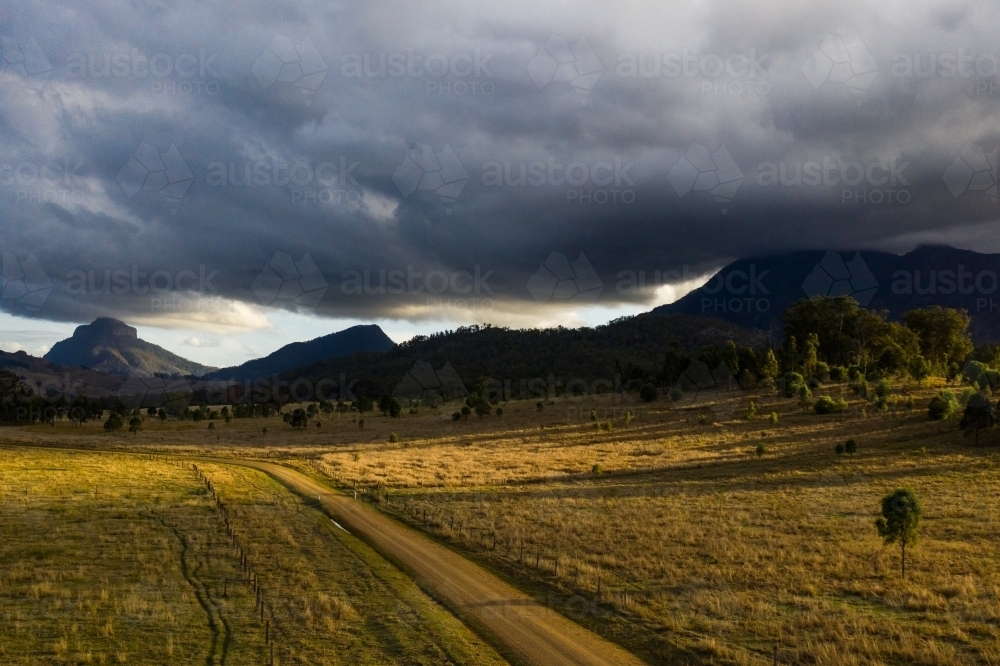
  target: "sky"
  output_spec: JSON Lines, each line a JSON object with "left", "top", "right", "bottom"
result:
{"left": 1, "top": 0, "right": 999, "bottom": 368}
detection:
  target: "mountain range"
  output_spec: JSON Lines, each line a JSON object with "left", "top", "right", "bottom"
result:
{"left": 44, "top": 318, "right": 217, "bottom": 377}
{"left": 3, "top": 245, "right": 999, "bottom": 403}
{"left": 655, "top": 246, "right": 1000, "bottom": 342}
{"left": 201, "top": 324, "right": 395, "bottom": 381}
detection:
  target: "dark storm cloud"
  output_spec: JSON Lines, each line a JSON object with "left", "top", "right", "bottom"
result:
{"left": 1, "top": 0, "right": 999, "bottom": 325}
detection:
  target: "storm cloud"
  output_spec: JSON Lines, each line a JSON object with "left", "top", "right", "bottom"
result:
{"left": 1, "top": 0, "right": 999, "bottom": 332}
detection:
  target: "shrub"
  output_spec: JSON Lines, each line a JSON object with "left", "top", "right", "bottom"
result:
{"left": 536, "top": 401, "right": 544, "bottom": 411}
{"left": 452, "top": 411, "right": 462, "bottom": 421}
{"left": 495, "top": 407, "right": 503, "bottom": 416}
{"left": 590, "top": 409, "right": 597, "bottom": 421}
{"left": 828, "top": 365, "right": 848, "bottom": 382}
{"left": 624, "top": 410, "right": 633, "bottom": 425}
{"left": 928, "top": 390, "right": 959, "bottom": 421}
{"left": 103, "top": 413, "right": 123, "bottom": 433}
{"left": 806, "top": 377, "right": 821, "bottom": 390}
{"left": 815, "top": 361, "right": 830, "bottom": 379}
{"left": 669, "top": 387, "right": 683, "bottom": 402}
{"left": 782, "top": 372, "right": 805, "bottom": 398}
{"left": 755, "top": 443, "right": 766, "bottom": 457}
{"left": 875, "top": 379, "right": 892, "bottom": 398}
{"left": 960, "top": 392, "right": 997, "bottom": 445}
{"left": 814, "top": 396, "right": 848, "bottom": 414}
{"left": 845, "top": 439, "right": 857, "bottom": 454}
{"left": 769, "top": 412, "right": 779, "bottom": 424}
{"left": 639, "top": 384, "right": 658, "bottom": 402}
{"left": 389, "top": 432, "right": 399, "bottom": 443}
{"left": 591, "top": 463, "right": 604, "bottom": 475}
{"left": 835, "top": 443, "right": 845, "bottom": 454}
{"left": 745, "top": 401, "right": 757, "bottom": 419}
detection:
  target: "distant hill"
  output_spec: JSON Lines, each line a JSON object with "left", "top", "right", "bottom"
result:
{"left": 0, "top": 349, "right": 125, "bottom": 398}
{"left": 251, "top": 313, "right": 771, "bottom": 402}
{"left": 654, "top": 246, "right": 1000, "bottom": 342}
{"left": 200, "top": 324, "right": 395, "bottom": 381}
{"left": 44, "top": 318, "right": 216, "bottom": 377}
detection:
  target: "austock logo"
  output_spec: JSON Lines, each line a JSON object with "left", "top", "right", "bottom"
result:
{"left": 116, "top": 373, "right": 193, "bottom": 412}
{"left": 252, "top": 252, "right": 329, "bottom": 309}
{"left": 802, "top": 252, "right": 879, "bottom": 306}
{"left": 252, "top": 34, "right": 328, "bottom": 100}
{"left": 943, "top": 143, "right": 997, "bottom": 203}
{"left": 2, "top": 251, "right": 52, "bottom": 310}
{"left": 480, "top": 156, "right": 636, "bottom": 204}
{"left": 698, "top": 264, "right": 770, "bottom": 315}
{"left": 891, "top": 264, "right": 999, "bottom": 312}
{"left": 668, "top": 144, "right": 743, "bottom": 214}
{"left": 527, "top": 252, "right": 603, "bottom": 304}
{"left": 801, "top": 35, "right": 878, "bottom": 103}
{"left": 527, "top": 34, "right": 603, "bottom": 102}
{"left": 615, "top": 48, "right": 770, "bottom": 98}
{"left": 2, "top": 155, "right": 88, "bottom": 206}
{"left": 755, "top": 156, "right": 911, "bottom": 206}
{"left": 393, "top": 143, "right": 469, "bottom": 212}
{"left": 117, "top": 142, "right": 194, "bottom": 212}
{"left": 0, "top": 34, "right": 53, "bottom": 90}
{"left": 392, "top": 361, "right": 467, "bottom": 406}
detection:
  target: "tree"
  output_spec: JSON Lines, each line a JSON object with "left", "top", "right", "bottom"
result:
{"left": 288, "top": 408, "right": 310, "bottom": 428}
{"left": 722, "top": 340, "right": 740, "bottom": 376}
{"left": 388, "top": 398, "right": 402, "bottom": 418}
{"left": 379, "top": 395, "right": 393, "bottom": 414}
{"left": 875, "top": 489, "right": 922, "bottom": 578}
{"left": 639, "top": 383, "right": 658, "bottom": 402}
{"left": 902, "top": 306, "right": 974, "bottom": 373}
{"left": 761, "top": 349, "right": 780, "bottom": 387}
{"left": 104, "top": 412, "right": 124, "bottom": 433}
{"left": 128, "top": 416, "right": 142, "bottom": 435}
{"left": 928, "top": 390, "right": 959, "bottom": 421}
{"left": 960, "top": 393, "right": 996, "bottom": 445}
{"left": 845, "top": 439, "right": 857, "bottom": 455}
{"left": 803, "top": 333, "right": 820, "bottom": 378}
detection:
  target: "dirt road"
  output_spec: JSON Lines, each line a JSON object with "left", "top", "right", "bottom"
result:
{"left": 221, "top": 459, "right": 647, "bottom": 666}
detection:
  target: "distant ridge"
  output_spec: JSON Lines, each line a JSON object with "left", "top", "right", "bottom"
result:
{"left": 654, "top": 246, "right": 1000, "bottom": 342}
{"left": 200, "top": 324, "right": 395, "bottom": 381}
{"left": 44, "top": 317, "right": 216, "bottom": 377}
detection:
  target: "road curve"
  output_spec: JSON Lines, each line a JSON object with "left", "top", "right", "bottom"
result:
{"left": 211, "top": 458, "right": 647, "bottom": 666}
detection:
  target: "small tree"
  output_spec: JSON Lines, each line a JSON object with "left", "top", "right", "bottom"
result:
{"left": 639, "top": 384, "right": 658, "bottom": 403}
{"left": 875, "top": 488, "right": 922, "bottom": 578}
{"left": 103, "top": 412, "right": 124, "bottom": 433}
{"left": 845, "top": 439, "right": 857, "bottom": 455}
{"left": 128, "top": 416, "right": 142, "bottom": 435}
{"left": 960, "top": 392, "right": 996, "bottom": 445}
{"left": 388, "top": 398, "right": 402, "bottom": 418}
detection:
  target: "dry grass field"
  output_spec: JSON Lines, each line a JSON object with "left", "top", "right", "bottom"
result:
{"left": 0, "top": 449, "right": 505, "bottom": 665}
{"left": 2, "top": 378, "right": 1000, "bottom": 665}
